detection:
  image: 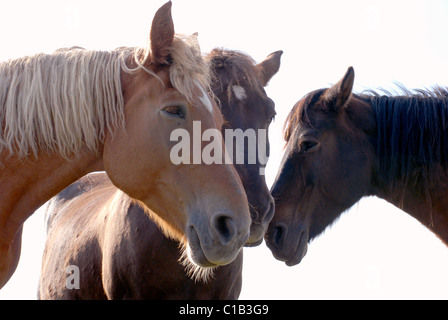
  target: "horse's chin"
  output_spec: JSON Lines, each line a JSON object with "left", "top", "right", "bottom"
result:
{"left": 285, "top": 232, "right": 308, "bottom": 266}
{"left": 245, "top": 239, "right": 263, "bottom": 247}
{"left": 244, "top": 224, "right": 267, "bottom": 247}
{"left": 178, "top": 242, "right": 216, "bottom": 283}
{"left": 185, "top": 226, "right": 219, "bottom": 268}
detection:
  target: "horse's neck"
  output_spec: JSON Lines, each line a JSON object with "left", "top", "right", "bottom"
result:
{"left": 368, "top": 93, "right": 448, "bottom": 244}
{"left": 375, "top": 169, "right": 448, "bottom": 245}
{"left": 0, "top": 151, "right": 103, "bottom": 243}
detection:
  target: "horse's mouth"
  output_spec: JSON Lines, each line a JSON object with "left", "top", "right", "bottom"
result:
{"left": 285, "top": 231, "right": 308, "bottom": 266}
{"left": 244, "top": 224, "right": 266, "bottom": 247}
{"left": 186, "top": 226, "right": 219, "bottom": 268}
{"left": 245, "top": 238, "right": 263, "bottom": 247}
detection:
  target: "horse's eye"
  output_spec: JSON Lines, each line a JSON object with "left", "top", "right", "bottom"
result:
{"left": 163, "top": 105, "right": 184, "bottom": 118}
{"left": 299, "top": 140, "right": 319, "bottom": 153}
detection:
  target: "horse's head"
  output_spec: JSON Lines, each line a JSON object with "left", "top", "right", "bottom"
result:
{"left": 266, "top": 67, "right": 376, "bottom": 266}
{"left": 207, "top": 49, "right": 282, "bottom": 246}
{"left": 103, "top": 2, "right": 251, "bottom": 268}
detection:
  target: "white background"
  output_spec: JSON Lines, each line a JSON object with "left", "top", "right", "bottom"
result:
{"left": 1, "top": 0, "right": 448, "bottom": 299}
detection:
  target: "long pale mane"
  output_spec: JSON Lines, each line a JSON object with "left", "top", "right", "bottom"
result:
{"left": 0, "top": 33, "right": 210, "bottom": 159}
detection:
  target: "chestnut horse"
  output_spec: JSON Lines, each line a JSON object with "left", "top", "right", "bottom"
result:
{"left": 38, "top": 49, "right": 282, "bottom": 299}
{"left": 266, "top": 66, "right": 448, "bottom": 266}
{"left": 0, "top": 2, "right": 251, "bottom": 288}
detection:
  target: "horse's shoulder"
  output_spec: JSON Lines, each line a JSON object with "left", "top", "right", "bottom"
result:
{"left": 44, "top": 172, "right": 113, "bottom": 231}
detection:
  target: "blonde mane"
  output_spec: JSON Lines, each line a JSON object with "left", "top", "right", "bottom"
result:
{"left": 0, "top": 33, "right": 210, "bottom": 159}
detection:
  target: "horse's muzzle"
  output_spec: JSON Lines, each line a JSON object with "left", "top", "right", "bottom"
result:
{"left": 186, "top": 212, "right": 249, "bottom": 268}
{"left": 265, "top": 222, "right": 308, "bottom": 266}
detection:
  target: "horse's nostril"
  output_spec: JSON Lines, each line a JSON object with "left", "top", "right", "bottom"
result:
{"left": 214, "top": 215, "right": 236, "bottom": 245}
{"left": 273, "top": 225, "right": 285, "bottom": 247}
{"left": 262, "top": 199, "right": 275, "bottom": 224}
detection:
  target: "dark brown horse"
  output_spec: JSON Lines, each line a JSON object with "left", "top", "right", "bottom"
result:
{"left": 39, "top": 49, "right": 282, "bottom": 299}
{"left": 266, "top": 66, "right": 448, "bottom": 266}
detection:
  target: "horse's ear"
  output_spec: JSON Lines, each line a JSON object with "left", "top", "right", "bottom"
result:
{"left": 150, "top": 1, "right": 175, "bottom": 65}
{"left": 256, "top": 50, "right": 283, "bottom": 86}
{"left": 324, "top": 66, "right": 355, "bottom": 112}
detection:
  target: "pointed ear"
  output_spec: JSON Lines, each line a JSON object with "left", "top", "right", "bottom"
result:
{"left": 150, "top": 1, "right": 175, "bottom": 65}
{"left": 324, "top": 66, "right": 355, "bottom": 112}
{"left": 256, "top": 50, "right": 283, "bottom": 86}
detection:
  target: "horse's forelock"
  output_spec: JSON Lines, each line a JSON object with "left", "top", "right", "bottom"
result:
{"left": 207, "top": 49, "right": 264, "bottom": 104}
{"left": 283, "top": 90, "right": 325, "bottom": 142}
{"left": 168, "top": 34, "right": 212, "bottom": 104}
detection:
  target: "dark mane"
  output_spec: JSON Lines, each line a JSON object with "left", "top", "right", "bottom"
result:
{"left": 360, "top": 86, "right": 448, "bottom": 205}
{"left": 206, "top": 48, "right": 264, "bottom": 103}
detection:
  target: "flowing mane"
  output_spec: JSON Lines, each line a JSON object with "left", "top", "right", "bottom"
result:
{"left": 360, "top": 87, "right": 448, "bottom": 209}
{"left": 0, "top": 34, "right": 210, "bottom": 159}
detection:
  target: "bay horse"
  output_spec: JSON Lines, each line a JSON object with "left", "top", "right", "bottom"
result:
{"left": 38, "top": 49, "right": 282, "bottom": 299}
{"left": 0, "top": 1, "right": 252, "bottom": 289}
{"left": 266, "top": 66, "right": 448, "bottom": 266}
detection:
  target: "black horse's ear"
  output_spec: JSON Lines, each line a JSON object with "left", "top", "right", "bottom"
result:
{"left": 324, "top": 66, "right": 354, "bottom": 112}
